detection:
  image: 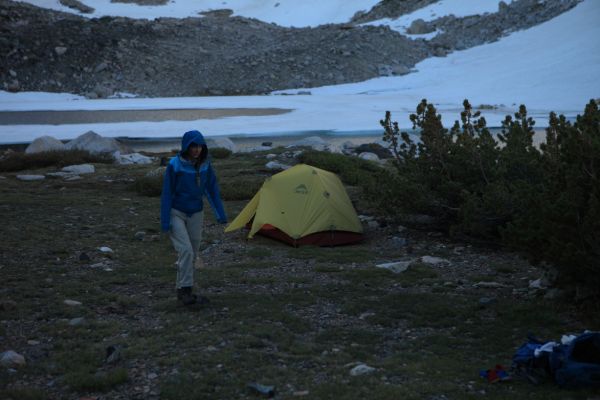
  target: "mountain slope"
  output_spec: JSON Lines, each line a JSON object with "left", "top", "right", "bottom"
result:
{"left": 0, "top": 0, "right": 585, "bottom": 98}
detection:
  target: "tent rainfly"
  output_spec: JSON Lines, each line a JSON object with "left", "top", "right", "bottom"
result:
{"left": 224, "top": 164, "right": 364, "bottom": 246}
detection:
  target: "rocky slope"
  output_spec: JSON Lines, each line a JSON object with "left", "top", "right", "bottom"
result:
{"left": 0, "top": 0, "right": 581, "bottom": 98}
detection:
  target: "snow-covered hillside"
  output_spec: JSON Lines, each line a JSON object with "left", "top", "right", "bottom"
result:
{"left": 0, "top": 0, "right": 598, "bottom": 143}
{"left": 18, "top": 0, "right": 382, "bottom": 26}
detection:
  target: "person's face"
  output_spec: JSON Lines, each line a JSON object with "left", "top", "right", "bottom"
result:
{"left": 187, "top": 143, "right": 202, "bottom": 159}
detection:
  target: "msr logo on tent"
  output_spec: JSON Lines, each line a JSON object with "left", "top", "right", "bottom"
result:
{"left": 294, "top": 184, "right": 308, "bottom": 194}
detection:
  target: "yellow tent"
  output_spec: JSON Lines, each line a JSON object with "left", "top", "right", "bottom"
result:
{"left": 225, "top": 164, "right": 363, "bottom": 246}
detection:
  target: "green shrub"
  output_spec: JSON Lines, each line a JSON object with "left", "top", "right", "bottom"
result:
{"left": 64, "top": 367, "right": 128, "bottom": 392}
{"left": 298, "top": 149, "right": 381, "bottom": 185}
{"left": 134, "top": 174, "right": 163, "bottom": 197}
{"left": 380, "top": 99, "right": 600, "bottom": 298}
{"left": 219, "top": 176, "right": 263, "bottom": 200}
{"left": 0, "top": 149, "right": 114, "bottom": 172}
{"left": 210, "top": 147, "right": 232, "bottom": 159}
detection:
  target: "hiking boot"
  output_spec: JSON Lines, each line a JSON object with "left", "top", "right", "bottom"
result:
{"left": 177, "top": 287, "right": 197, "bottom": 306}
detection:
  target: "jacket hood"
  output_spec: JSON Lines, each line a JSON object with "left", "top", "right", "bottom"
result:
{"left": 180, "top": 130, "right": 207, "bottom": 153}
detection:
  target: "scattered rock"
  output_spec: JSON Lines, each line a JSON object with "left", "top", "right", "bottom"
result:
{"left": 64, "top": 299, "right": 82, "bottom": 306}
{"left": 478, "top": 297, "right": 497, "bottom": 307}
{"left": 114, "top": 152, "right": 153, "bottom": 165}
{"left": 265, "top": 161, "right": 291, "bottom": 170}
{"left": 421, "top": 256, "right": 451, "bottom": 267}
{"left": 208, "top": 137, "right": 237, "bottom": 153}
{"left": 17, "top": 175, "right": 45, "bottom": 181}
{"left": 135, "top": 231, "right": 146, "bottom": 240}
{"left": 68, "top": 317, "right": 85, "bottom": 326}
{"left": 529, "top": 278, "right": 547, "bottom": 290}
{"left": 146, "top": 167, "right": 166, "bottom": 177}
{"left": 65, "top": 131, "right": 131, "bottom": 154}
{"left": 25, "top": 135, "right": 66, "bottom": 153}
{"left": 105, "top": 345, "right": 121, "bottom": 364}
{"left": 61, "top": 164, "right": 95, "bottom": 174}
{"left": 0, "top": 300, "right": 17, "bottom": 311}
{"left": 473, "top": 282, "right": 506, "bottom": 289}
{"left": 247, "top": 382, "right": 275, "bottom": 397}
{"left": 99, "top": 246, "right": 113, "bottom": 253}
{"left": 0, "top": 351, "right": 26, "bottom": 368}
{"left": 350, "top": 363, "right": 376, "bottom": 376}
{"left": 407, "top": 18, "right": 434, "bottom": 35}
{"left": 375, "top": 260, "right": 413, "bottom": 273}
{"left": 358, "top": 152, "right": 379, "bottom": 161}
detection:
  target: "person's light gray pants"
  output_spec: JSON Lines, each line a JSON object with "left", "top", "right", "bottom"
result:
{"left": 169, "top": 209, "right": 204, "bottom": 289}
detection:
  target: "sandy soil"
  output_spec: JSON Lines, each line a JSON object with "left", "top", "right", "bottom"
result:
{"left": 0, "top": 108, "right": 291, "bottom": 125}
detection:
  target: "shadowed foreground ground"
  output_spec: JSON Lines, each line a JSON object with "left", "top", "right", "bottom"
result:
{"left": 0, "top": 150, "right": 598, "bottom": 399}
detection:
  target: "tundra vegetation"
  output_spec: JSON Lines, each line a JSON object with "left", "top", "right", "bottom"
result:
{"left": 0, "top": 100, "right": 598, "bottom": 399}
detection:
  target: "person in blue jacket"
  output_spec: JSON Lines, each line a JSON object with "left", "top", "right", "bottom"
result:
{"left": 160, "top": 130, "right": 227, "bottom": 306}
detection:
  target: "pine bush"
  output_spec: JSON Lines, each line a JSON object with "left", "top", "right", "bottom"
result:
{"left": 381, "top": 99, "right": 600, "bottom": 297}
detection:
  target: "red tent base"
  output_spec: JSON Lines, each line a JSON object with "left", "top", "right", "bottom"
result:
{"left": 256, "top": 224, "right": 363, "bottom": 247}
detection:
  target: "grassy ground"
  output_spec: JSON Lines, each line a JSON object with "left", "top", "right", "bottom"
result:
{"left": 0, "top": 151, "right": 598, "bottom": 400}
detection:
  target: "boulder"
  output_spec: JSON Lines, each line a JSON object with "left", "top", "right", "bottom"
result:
{"left": 146, "top": 167, "right": 166, "bottom": 177}
{"left": 16, "top": 174, "right": 45, "bottom": 181}
{"left": 358, "top": 152, "right": 379, "bottom": 161}
{"left": 375, "top": 260, "right": 413, "bottom": 273}
{"left": 265, "top": 161, "right": 292, "bottom": 170}
{"left": 286, "top": 136, "right": 328, "bottom": 150}
{"left": 286, "top": 136, "right": 341, "bottom": 153}
{"left": 114, "top": 152, "right": 153, "bottom": 165}
{"left": 65, "top": 131, "right": 131, "bottom": 154}
{"left": 407, "top": 18, "right": 434, "bottom": 35}
{"left": 0, "top": 351, "right": 25, "bottom": 368}
{"left": 25, "top": 135, "right": 66, "bottom": 154}
{"left": 61, "top": 164, "right": 95, "bottom": 174}
{"left": 208, "top": 137, "right": 237, "bottom": 153}
{"left": 240, "top": 145, "right": 272, "bottom": 153}
{"left": 421, "top": 255, "right": 451, "bottom": 267}
{"left": 349, "top": 364, "right": 376, "bottom": 376}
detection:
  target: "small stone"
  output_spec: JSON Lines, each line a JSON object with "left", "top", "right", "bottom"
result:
{"left": 27, "top": 340, "right": 40, "bottom": 345}
{"left": 0, "top": 300, "right": 17, "bottom": 311}
{"left": 421, "top": 256, "right": 451, "bottom": 266}
{"left": 16, "top": 174, "right": 45, "bottom": 181}
{"left": 68, "top": 317, "right": 85, "bottom": 326}
{"left": 134, "top": 231, "right": 146, "bottom": 240}
{"left": 105, "top": 345, "right": 121, "bottom": 364}
{"left": 0, "top": 350, "right": 26, "bottom": 367}
{"left": 478, "top": 297, "right": 496, "bottom": 307}
{"left": 529, "top": 278, "right": 546, "bottom": 289}
{"left": 99, "top": 246, "right": 113, "bottom": 253}
{"left": 64, "top": 299, "right": 82, "bottom": 306}
{"left": 61, "top": 164, "right": 95, "bottom": 174}
{"left": 147, "top": 372, "right": 158, "bottom": 380}
{"left": 375, "top": 260, "right": 413, "bottom": 273}
{"left": 473, "top": 281, "right": 505, "bottom": 289}
{"left": 350, "top": 364, "right": 376, "bottom": 376}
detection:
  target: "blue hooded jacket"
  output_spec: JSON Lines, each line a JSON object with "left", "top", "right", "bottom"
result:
{"left": 160, "top": 130, "right": 227, "bottom": 232}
